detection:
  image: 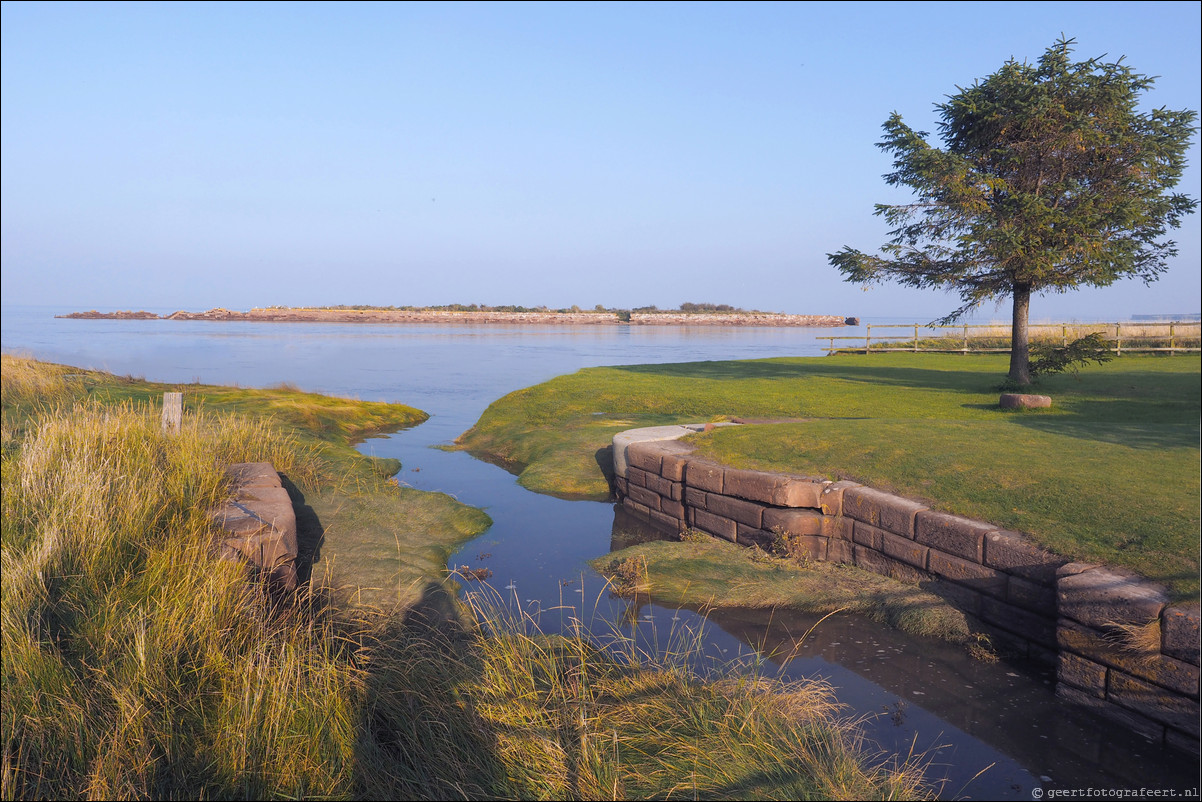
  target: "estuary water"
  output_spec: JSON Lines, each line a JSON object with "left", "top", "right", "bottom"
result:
{"left": 3, "top": 305, "right": 1197, "bottom": 800}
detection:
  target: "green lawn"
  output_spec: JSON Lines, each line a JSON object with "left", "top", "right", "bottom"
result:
{"left": 458, "top": 352, "right": 1200, "bottom": 599}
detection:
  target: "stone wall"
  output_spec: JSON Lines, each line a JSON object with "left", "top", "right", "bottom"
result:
{"left": 211, "top": 462, "right": 298, "bottom": 592}
{"left": 612, "top": 429, "right": 1200, "bottom": 752}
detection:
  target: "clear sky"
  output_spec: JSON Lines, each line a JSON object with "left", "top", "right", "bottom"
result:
{"left": 3, "top": 1, "right": 1199, "bottom": 321}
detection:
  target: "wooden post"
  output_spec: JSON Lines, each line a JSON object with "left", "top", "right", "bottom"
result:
{"left": 162, "top": 392, "right": 182, "bottom": 434}
{"left": 1115, "top": 323, "right": 1122, "bottom": 356}
{"left": 865, "top": 325, "right": 871, "bottom": 351}
{"left": 1170, "top": 323, "right": 1175, "bottom": 355}
{"left": 913, "top": 323, "right": 919, "bottom": 352}
{"left": 962, "top": 324, "right": 968, "bottom": 354}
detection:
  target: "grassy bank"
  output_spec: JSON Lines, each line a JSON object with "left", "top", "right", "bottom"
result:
{"left": 457, "top": 352, "right": 1200, "bottom": 600}
{"left": 3, "top": 355, "right": 928, "bottom": 800}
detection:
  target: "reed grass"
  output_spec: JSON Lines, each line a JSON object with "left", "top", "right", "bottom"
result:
{"left": 3, "top": 355, "right": 932, "bottom": 799}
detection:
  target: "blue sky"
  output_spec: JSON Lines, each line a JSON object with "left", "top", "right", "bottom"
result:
{"left": 3, "top": 1, "right": 1199, "bottom": 321}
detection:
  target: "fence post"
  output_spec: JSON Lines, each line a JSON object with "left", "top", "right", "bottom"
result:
{"left": 963, "top": 324, "right": 968, "bottom": 354}
{"left": 1115, "top": 323, "right": 1122, "bottom": 356}
{"left": 866, "top": 325, "right": 871, "bottom": 352}
{"left": 1170, "top": 324, "right": 1175, "bottom": 355}
{"left": 1062, "top": 324, "right": 1067, "bottom": 347}
{"left": 162, "top": 392, "right": 182, "bottom": 434}
{"left": 913, "top": 323, "right": 919, "bottom": 352}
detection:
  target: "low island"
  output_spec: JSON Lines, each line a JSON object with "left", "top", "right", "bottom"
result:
{"left": 60, "top": 303, "right": 858, "bottom": 327}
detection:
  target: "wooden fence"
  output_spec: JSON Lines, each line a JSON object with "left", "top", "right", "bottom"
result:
{"left": 817, "top": 321, "right": 1202, "bottom": 355}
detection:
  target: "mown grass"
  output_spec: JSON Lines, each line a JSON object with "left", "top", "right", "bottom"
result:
{"left": 456, "top": 352, "right": 1201, "bottom": 600}
{"left": 3, "top": 354, "right": 931, "bottom": 800}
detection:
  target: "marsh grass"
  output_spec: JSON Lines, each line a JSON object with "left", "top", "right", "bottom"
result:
{"left": 461, "top": 584, "right": 935, "bottom": 801}
{"left": 3, "top": 355, "right": 931, "bottom": 799}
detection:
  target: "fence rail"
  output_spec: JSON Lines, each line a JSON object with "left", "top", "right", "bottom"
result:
{"left": 817, "top": 321, "right": 1202, "bottom": 355}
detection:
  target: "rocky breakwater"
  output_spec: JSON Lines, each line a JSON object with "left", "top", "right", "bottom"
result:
{"left": 611, "top": 425, "right": 1201, "bottom": 752}
{"left": 211, "top": 462, "right": 298, "bottom": 592}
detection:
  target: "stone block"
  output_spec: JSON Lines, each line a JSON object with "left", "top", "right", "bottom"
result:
{"left": 762, "top": 508, "right": 825, "bottom": 536}
{"left": 660, "top": 452, "right": 688, "bottom": 482}
{"left": 1058, "top": 653, "right": 1107, "bottom": 696}
{"left": 854, "top": 546, "right": 930, "bottom": 586}
{"left": 1057, "top": 618, "right": 1198, "bottom": 694}
{"left": 827, "top": 538, "right": 854, "bottom": 564}
{"left": 773, "top": 477, "right": 828, "bottom": 509}
{"left": 1007, "top": 574, "right": 1057, "bottom": 614}
{"left": 980, "top": 596, "right": 1057, "bottom": 646}
{"left": 684, "top": 486, "right": 708, "bottom": 510}
{"left": 613, "top": 477, "right": 628, "bottom": 497}
{"left": 1108, "top": 671, "right": 1201, "bottom": 736}
{"left": 736, "top": 527, "right": 776, "bottom": 550}
{"left": 693, "top": 509, "right": 738, "bottom": 542}
{"left": 626, "top": 484, "right": 661, "bottom": 512}
{"left": 646, "top": 473, "right": 675, "bottom": 499}
{"left": 1058, "top": 567, "right": 1169, "bottom": 630}
{"left": 984, "top": 529, "right": 1068, "bottom": 584}
{"left": 624, "top": 499, "right": 651, "bottom": 519}
{"left": 915, "top": 510, "right": 994, "bottom": 563}
{"left": 626, "top": 466, "right": 649, "bottom": 488}
{"left": 685, "top": 460, "right": 724, "bottom": 493}
{"left": 842, "top": 486, "right": 927, "bottom": 537}
{"left": 668, "top": 481, "right": 683, "bottom": 502}
{"left": 926, "top": 578, "right": 981, "bottom": 616}
{"left": 626, "top": 442, "right": 664, "bottom": 474}
{"left": 790, "top": 536, "right": 828, "bottom": 561}
{"left": 705, "top": 493, "right": 764, "bottom": 528}
{"left": 723, "top": 468, "right": 783, "bottom": 504}
{"left": 661, "top": 497, "right": 685, "bottom": 521}
{"left": 819, "top": 480, "right": 860, "bottom": 516}
{"left": 928, "top": 550, "right": 1007, "bottom": 598}
{"left": 822, "top": 515, "right": 854, "bottom": 540}
{"left": 881, "top": 530, "right": 929, "bottom": 570}
{"left": 999, "top": 393, "right": 1052, "bottom": 409}
{"left": 1162, "top": 603, "right": 1201, "bottom": 665}
{"left": 852, "top": 521, "right": 884, "bottom": 550}
{"left": 649, "top": 509, "right": 684, "bottom": 534}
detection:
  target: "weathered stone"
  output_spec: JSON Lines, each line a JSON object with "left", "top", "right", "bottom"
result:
{"left": 984, "top": 529, "right": 1068, "bottom": 584}
{"left": 626, "top": 442, "right": 664, "bottom": 474}
{"left": 1057, "top": 618, "right": 1198, "bottom": 694}
{"left": 1058, "top": 567, "right": 1169, "bottom": 630}
{"left": 999, "top": 393, "right": 1052, "bottom": 409}
{"left": 852, "top": 521, "right": 884, "bottom": 550}
{"left": 1007, "top": 574, "right": 1057, "bottom": 614}
{"left": 705, "top": 493, "right": 764, "bottom": 528}
{"left": 661, "top": 497, "right": 685, "bottom": 521}
{"left": 624, "top": 499, "right": 651, "bottom": 519}
{"left": 1058, "top": 652, "right": 1107, "bottom": 696}
{"left": 881, "top": 531, "right": 929, "bottom": 570}
{"left": 626, "top": 466, "right": 649, "bottom": 488}
{"left": 626, "top": 484, "right": 661, "bottom": 512}
{"left": 854, "top": 545, "right": 930, "bottom": 586}
{"left": 773, "top": 477, "right": 828, "bottom": 508}
{"left": 827, "top": 538, "right": 854, "bottom": 564}
{"left": 660, "top": 452, "right": 689, "bottom": 482}
{"left": 789, "top": 535, "right": 828, "bottom": 561}
{"left": 762, "top": 508, "right": 824, "bottom": 536}
{"left": 822, "top": 515, "right": 853, "bottom": 540}
{"left": 736, "top": 527, "right": 776, "bottom": 550}
{"left": 649, "top": 508, "right": 683, "bottom": 534}
{"left": 928, "top": 550, "right": 1007, "bottom": 598}
{"left": 1162, "top": 603, "right": 1201, "bottom": 665}
{"left": 685, "top": 460, "right": 724, "bottom": 493}
{"left": 915, "top": 510, "right": 994, "bottom": 563}
{"left": 819, "top": 480, "right": 860, "bottom": 516}
{"left": 693, "top": 509, "right": 738, "bottom": 542}
{"left": 226, "top": 461, "right": 280, "bottom": 488}
{"left": 723, "top": 468, "right": 786, "bottom": 505}
{"left": 1108, "top": 671, "right": 1201, "bottom": 736}
{"left": 215, "top": 463, "right": 297, "bottom": 592}
{"left": 926, "top": 578, "right": 982, "bottom": 616}
{"left": 683, "top": 486, "right": 708, "bottom": 510}
{"left": 613, "top": 477, "right": 628, "bottom": 497}
{"left": 842, "top": 486, "right": 927, "bottom": 537}
{"left": 980, "top": 596, "right": 1057, "bottom": 646}
{"left": 1055, "top": 685, "right": 1166, "bottom": 744}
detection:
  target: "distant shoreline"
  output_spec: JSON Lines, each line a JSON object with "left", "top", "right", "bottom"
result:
{"left": 58, "top": 307, "right": 858, "bottom": 327}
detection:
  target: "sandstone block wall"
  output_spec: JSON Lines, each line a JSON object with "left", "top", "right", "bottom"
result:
{"left": 612, "top": 431, "right": 1200, "bottom": 751}
{"left": 211, "top": 462, "right": 298, "bottom": 591}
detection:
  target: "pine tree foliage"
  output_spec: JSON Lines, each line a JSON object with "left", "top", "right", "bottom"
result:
{"left": 829, "top": 38, "right": 1197, "bottom": 384}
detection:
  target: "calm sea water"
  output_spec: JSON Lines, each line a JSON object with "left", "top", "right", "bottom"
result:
{"left": 3, "top": 305, "right": 1197, "bottom": 799}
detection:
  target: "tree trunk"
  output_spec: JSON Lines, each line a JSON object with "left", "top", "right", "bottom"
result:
{"left": 1008, "top": 283, "right": 1032, "bottom": 385}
